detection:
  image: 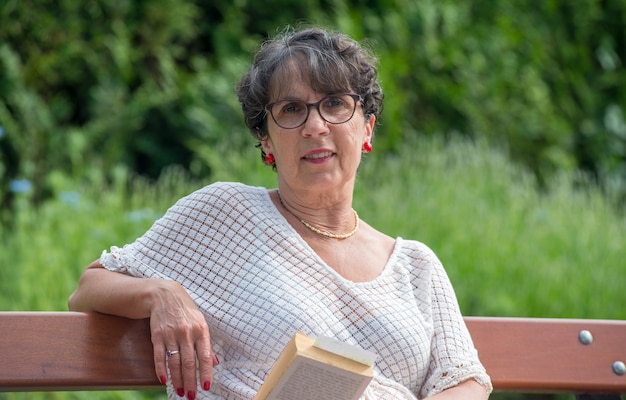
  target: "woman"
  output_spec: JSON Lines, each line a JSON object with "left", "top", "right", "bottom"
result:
{"left": 68, "top": 27, "right": 492, "bottom": 400}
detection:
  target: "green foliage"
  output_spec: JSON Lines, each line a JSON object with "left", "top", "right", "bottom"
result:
{"left": 0, "top": 0, "right": 246, "bottom": 206}
{"left": 356, "top": 136, "right": 626, "bottom": 319}
{"left": 340, "top": 0, "right": 626, "bottom": 186}
{"left": 2, "top": 0, "right": 626, "bottom": 208}
{"left": 0, "top": 390, "right": 165, "bottom": 400}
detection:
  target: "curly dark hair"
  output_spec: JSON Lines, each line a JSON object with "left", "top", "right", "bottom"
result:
{"left": 236, "top": 26, "right": 384, "bottom": 147}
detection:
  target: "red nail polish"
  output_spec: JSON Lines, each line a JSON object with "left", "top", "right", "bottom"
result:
{"left": 203, "top": 381, "right": 211, "bottom": 391}
{"left": 187, "top": 391, "right": 196, "bottom": 400}
{"left": 159, "top": 375, "right": 167, "bottom": 385}
{"left": 176, "top": 388, "right": 185, "bottom": 397}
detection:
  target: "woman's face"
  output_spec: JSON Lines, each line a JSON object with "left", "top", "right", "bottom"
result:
{"left": 261, "top": 80, "right": 375, "bottom": 196}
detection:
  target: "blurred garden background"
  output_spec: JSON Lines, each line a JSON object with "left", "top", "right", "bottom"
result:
{"left": 1, "top": 1, "right": 625, "bottom": 399}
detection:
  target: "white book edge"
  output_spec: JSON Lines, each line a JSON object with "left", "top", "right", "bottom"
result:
{"left": 313, "top": 336, "right": 377, "bottom": 366}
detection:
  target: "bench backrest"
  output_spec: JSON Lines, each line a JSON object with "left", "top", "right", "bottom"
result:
{"left": 1, "top": 312, "right": 160, "bottom": 391}
{"left": 465, "top": 316, "right": 626, "bottom": 394}
{"left": 1, "top": 312, "right": 625, "bottom": 394}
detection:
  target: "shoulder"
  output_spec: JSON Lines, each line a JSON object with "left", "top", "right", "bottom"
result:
{"left": 160, "top": 182, "right": 271, "bottom": 226}
{"left": 175, "top": 182, "right": 268, "bottom": 208}
{"left": 189, "top": 181, "right": 267, "bottom": 199}
{"left": 389, "top": 238, "right": 451, "bottom": 290}
{"left": 394, "top": 238, "right": 443, "bottom": 269}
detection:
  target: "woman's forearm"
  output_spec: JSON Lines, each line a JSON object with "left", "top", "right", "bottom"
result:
{"left": 68, "top": 260, "right": 176, "bottom": 319}
{"left": 425, "top": 379, "right": 490, "bottom": 400}
{"left": 68, "top": 260, "right": 216, "bottom": 396}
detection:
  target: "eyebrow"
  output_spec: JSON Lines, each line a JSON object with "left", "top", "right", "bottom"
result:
{"left": 273, "top": 96, "right": 304, "bottom": 102}
{"left": 273, "top": 92, "right": 338, "bottom": 103}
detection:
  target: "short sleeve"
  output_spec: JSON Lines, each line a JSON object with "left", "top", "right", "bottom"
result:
{"left": 99, "top": 182, "right": 254, "bottom": 285}
{"left": 98, "top": 190, "right": 205, "bottom": 281}
{"left": 419, "top": 261, "right": 492, "bottom": 398}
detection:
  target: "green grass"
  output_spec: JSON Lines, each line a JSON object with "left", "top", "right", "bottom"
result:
{"left": 355, "top": 136, "right": 625, "bottom": 320}
{"left": 1, "top": 135, "right": 624, "bottom": 400}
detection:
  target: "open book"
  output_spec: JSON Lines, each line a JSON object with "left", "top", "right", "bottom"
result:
{"left": 254, "top": 332, "right": 377, "bottom": 400}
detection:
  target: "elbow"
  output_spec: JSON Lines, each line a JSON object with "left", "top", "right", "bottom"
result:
{"left": 67, "top": 260, "right": 101, "bottom": 311}
{"left": 67, "top": 285, "right": 90, "bottom": 311}
{"left": 67, "top": 290, "right": 81, "bottom": 311}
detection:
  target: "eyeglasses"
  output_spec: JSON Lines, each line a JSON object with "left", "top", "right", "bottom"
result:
{"left": 265, "top": 94, "right": 361, "bottom": 129}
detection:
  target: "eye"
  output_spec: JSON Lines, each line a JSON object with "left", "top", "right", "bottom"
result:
{"left": 324, "top": 96, "right": 346, "bottom": 108}
{"left": 280, "top": 101, "right": 305, "bottom": 114}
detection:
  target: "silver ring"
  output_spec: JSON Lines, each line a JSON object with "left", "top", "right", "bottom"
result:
{"left": 166, "top": 350, "right": 180, "bottom": 358}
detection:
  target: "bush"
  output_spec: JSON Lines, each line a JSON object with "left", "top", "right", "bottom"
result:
{"left": 2, "top": 0, "right": 625, "bottom": 209}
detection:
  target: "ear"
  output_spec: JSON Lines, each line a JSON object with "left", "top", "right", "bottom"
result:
{"left": 260, "top": 136, "right": 273, "bottom": 155}
{"left": 364, "top": 114, "right": 376, "bottom": 143}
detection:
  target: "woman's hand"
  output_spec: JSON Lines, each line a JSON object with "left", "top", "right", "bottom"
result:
{"left": 69, "top": 261, "right": 218, "bottom": 400}
{"left": 149, "top": 280, "right": 219, "bottom": 400}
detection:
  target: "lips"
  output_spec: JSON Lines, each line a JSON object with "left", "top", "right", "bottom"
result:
{"left": 303, "top": 151, "right": 334, "bottom": 160}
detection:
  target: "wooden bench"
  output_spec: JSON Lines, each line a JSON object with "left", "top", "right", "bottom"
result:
{"left": 1, "top": 312, "right": 624, "bottom": 398}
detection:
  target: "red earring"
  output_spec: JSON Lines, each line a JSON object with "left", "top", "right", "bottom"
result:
{"left": 265, "top": 153, "right": 275, "bottom": 165}
{"left": 362, "top": 141, "right": 373, "bottom": 153}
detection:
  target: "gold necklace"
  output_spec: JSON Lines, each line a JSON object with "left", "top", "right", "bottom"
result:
{"left": 277, "top": 192, "right": 359, "bottom": 240}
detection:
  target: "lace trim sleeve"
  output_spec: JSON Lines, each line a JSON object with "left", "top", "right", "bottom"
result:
{"left": 99, "top": 245, "right": 164, "bottom": 279}
{"left": 423, "top": 361, "right": 493, "bottom": 397}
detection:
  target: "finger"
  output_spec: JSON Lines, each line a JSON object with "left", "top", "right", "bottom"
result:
{"left": 153, "top": 346, "right": 169, "bottom": 386}
{"left": 151, "top": 318, "right": 174, "bottom": 390}
{"left": 165, "top": 346, "right": 185, "bottom": 398}
{"left": 180, "top": 341, "right": 198, "bottom": 400}
{"left": 196, "top": 336, "right": 215, "bottom": 391}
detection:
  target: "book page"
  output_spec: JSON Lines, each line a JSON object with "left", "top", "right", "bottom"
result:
{"left": 314, "top": 336, "right": 377, "bottom": 366}
{"left": 266, "top": 356, "right": 371, "bottom": 400}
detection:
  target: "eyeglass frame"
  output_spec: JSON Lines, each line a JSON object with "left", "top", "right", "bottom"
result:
{"left": 264, "top": 93, "right": 363, "bottom": 129}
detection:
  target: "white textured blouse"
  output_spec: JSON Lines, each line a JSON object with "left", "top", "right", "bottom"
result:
{"left": 100, "top": 182, "right": 492, "bottom": 399}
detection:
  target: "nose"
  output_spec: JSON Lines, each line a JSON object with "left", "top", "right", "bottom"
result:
{"left": 301, "top": 105, "right": 329, "bottom": 136}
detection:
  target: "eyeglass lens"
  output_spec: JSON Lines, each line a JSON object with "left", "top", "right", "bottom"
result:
{"left": 267, "top": 94, "right": 359, "bottom": 129}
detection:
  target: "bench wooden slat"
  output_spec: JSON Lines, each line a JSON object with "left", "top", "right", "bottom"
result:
{"left": 465, "top": 317, "right": 626, "bottom": 393}
{"left": 1, "top": 312, "right": 625, "bottom": 393}
{"left": 0, "top": 312, "right": 160, "bottom": 391}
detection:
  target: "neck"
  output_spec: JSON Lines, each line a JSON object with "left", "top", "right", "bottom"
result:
{"left": 276, "top": 191, "right": 359, "bottom": 240}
